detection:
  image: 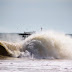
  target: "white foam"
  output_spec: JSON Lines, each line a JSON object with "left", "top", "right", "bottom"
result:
{"left": 22, "top": 31, "right": 72, "bottom": 59}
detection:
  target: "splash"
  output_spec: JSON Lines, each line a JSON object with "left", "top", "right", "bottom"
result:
{"left": 0, "top": 31, "right": 72, "bottom": 59}
{"left": 0, "top": 41, "right": 23, "bottom": 57}
{"left": 0, "top": 33, "right": 24, "bottom": 58}
{"left": 23, "top": 31, "right": 72, "bottom": 59}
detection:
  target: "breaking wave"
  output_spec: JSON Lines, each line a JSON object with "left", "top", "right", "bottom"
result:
{"left": 0, "top": 31, "right": 72, "bottom": 59}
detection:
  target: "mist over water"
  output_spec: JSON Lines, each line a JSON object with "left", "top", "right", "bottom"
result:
{"left": 0, "top": 33, "right": 23, "bottom": 42}
{"left": 0, "top": 31, "right": 72, "bottom": 60}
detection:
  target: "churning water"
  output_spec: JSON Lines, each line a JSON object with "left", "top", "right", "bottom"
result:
{"left": 0, "top": 31, "right": 72, "bottom": 59}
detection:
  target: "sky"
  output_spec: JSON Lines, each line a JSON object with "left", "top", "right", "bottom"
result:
{"left": 0, "top": 0, "right": 72, "bottom": 33}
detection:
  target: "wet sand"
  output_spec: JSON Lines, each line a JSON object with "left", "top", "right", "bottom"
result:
{"left": 0, "top": 59, "right": 72, "bottom": 72}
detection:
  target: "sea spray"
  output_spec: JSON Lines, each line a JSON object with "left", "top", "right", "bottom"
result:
{"left": 22, "top": 31, "right": 72, "bottom": 59}
{"left": 0, "top": 33, "right": 23, "bottom": 42}
{"left": 0, "top": 31, "right": 72, "bottom": 59}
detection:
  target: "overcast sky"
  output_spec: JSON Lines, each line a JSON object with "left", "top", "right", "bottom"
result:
{"left": 0, "top": 0, "right": 72, "bottom": 33}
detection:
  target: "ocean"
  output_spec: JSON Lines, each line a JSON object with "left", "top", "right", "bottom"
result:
{"left": 0, "top": 31, "right": 72, "bottom": 72}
